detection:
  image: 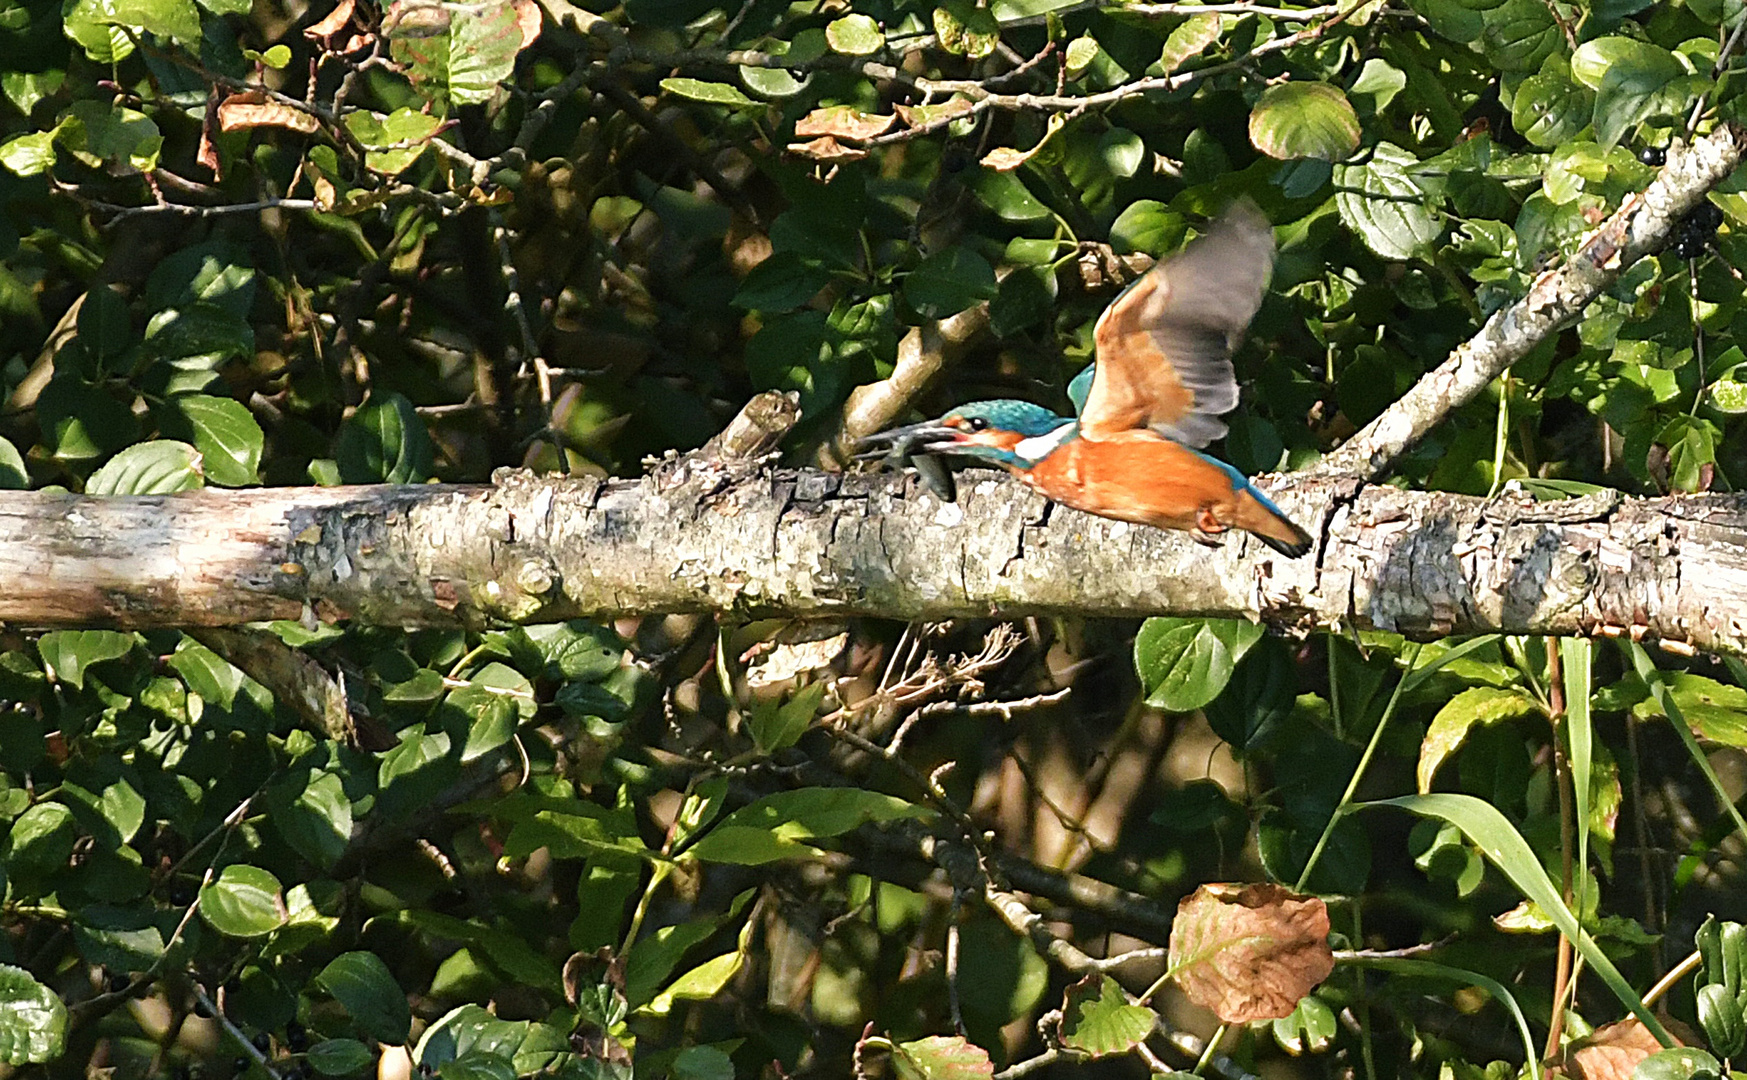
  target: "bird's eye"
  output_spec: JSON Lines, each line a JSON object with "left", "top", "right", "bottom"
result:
{"left": 967, "top": 417, "right": 989, "bottom": 431}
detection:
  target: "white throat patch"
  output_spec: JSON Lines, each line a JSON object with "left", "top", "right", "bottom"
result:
{"left": 1013, "top": 424, "right": 1075, "bottom": 464}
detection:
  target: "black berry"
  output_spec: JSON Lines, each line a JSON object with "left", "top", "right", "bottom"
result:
{"left": 1639, "top": 146, "right": 1667, "bottom": 166}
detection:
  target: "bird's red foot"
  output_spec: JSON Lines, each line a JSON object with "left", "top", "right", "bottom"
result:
{"left": 1193, "top": 507, "right": 1229, "bottom": 545}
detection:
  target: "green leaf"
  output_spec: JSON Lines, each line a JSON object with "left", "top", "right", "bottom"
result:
{"left": 673, "top": 1045, "right": 735, "bottom": 1080}
{"left": 519, "top": 620, "right": 624, "bottom": 681}
{"left": 37, "top": 377, "right": 140, "bottom": 460}
{"left": 891, "top": 1035, "right": 994, "bottom": 1080}
{"left": 446, "top": 0, "right": 522, "bottom": 105}
{"left": 1272, "top": 993, "right": 1337, "bottom": 1054}
{"left": 314, "top": 951, "right": 412, "bottom": 1044}
{"left": 747, "top": 680, "right": 825, "bottom": 755}
{"left": 140, "top": 302, "right": 255, "bottom": 370}
{"left": 345, "top": 108, "right": 444, "bottom": 174}
{"left": 740, "top": 64, "right": 808, "bottom": 98}
{"left": 1334, "top": 142, "right": 1442, "bottom": 260}
{"left": 268, "top": 769, "right": 353, "bottom": 871}
{"left": 963, "top": 168, "right": 1048, "bottom": 222}
{"left": 641, "top": 951, "right": 744, "bottom": 1015}
{"left": 446, "top": 662, "right": 534, "bottom": 762}
{"left": 62, "top": 100, "right": 161, "bottom": 172}
{"left": 1249, "top": 82, "right": 1360, "bottom": 161}
{"left": 336, "top": 392, "right": 434, "bottom": 483}
{"left": 0, "top": 963, "right": 67, "bottom": 1065}
{"left": 1064, "top": 33, "right": 1099, "bottom": 76}
{"left": 683, "top": 825, "right": 822, "bottom": 865}
{"left": 1058, "top": 975, "right": 1157, "bottom": 1056}
{"left": 0, "top": 131, "right": 56, "bottom": 176}
{"left": 1657, "top": 415, "right": 1719, "bottom": 492}
{"left": 1582, "top": 40, "right": 1690, "bottom": 148}
{"left": 625, "top": 889, "right": 755, "bottom": 1007}
{"left": 1477, "top": 0, "right": 1560, "bottom": 72}
{"left": 62, "top": 0, "right": 136, "bottom": 61}
{"left": 932, "top": 0, "right": 998, "bottom": 58}
{"left": 157, "top": 394, "right": 263, "bottom": 487}
{"left": 661, "top": 78, "right": 758, "bottom": 107}
{"left": 101, "top": 0, "right": 200, "bottom": 44}
{"left": 1159, "top": 11, "right": 1223, "bottom": 71}
{"left": 0, "top": 436, "right": 26, "bottom": 488}
{"left": 732, "top": 254, "right": 832, "bottom": 312}
{"left": 86, "top": 440, "right": 204, "bottom": 495}
{"left": 2, "top": 70, "right": 66, "bottom": 115}
{"left": 1512, "top": 65, "right": 1593, "bottom": 149}
{"left": 1134, "top": 618, "right": 1264, "bottom": 713}
{"left": 1417, "top": 686, "right": 1542, "bottom": 792}
{"left": 1369, "top": 793, "right": 1674, "bottom": 1046}
{"left": 1630, "top": 672, "right": 1747, "bottom": 744}
{"left": 904, "top": 248, "right": 998, "bottom": 318}
{"left": 4, "top": 802, "right": 76, "bottom": 879}
{"left": 199, "top": 864, "right": 288, "bottom": 937}
{"left": 1704, "top": 354, "right": 1747, "bottom": 413}
{"left": 37, "top": 629, "right": 135, "bottom": 690}
{"left": 1634, "top": 1047, "right": 1724, "bottom": 1080}
{"left": 825, "top": 13, "right": 882, "bottom": 54}
{"left": 1110, "top": 201, "right": 1187, "bottom": 254}
{"left": 308, "top": 1038, "right": 375, "bottom": 1076}
{"left": 439, "top": 1050, "right": 518, "bottom": 1080}
{"left": 708, "top": 788, "right": 929, "bottom": 840}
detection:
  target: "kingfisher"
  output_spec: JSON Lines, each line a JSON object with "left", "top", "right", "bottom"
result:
{"left": 863, "top": 201, "right": 1313, "bottom": 558}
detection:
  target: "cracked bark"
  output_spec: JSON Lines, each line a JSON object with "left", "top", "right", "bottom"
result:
{"left": 3, "top": 466, "right": 1746, "bottom": 658}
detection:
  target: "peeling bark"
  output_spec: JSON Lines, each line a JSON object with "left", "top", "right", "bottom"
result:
{"left": 3, "top": 467, "right": 1746, "bottom": 658}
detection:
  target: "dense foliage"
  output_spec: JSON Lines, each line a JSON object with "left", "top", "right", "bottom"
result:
{"left": 6, "top": 0, "right": 1747, "bottom": 1075}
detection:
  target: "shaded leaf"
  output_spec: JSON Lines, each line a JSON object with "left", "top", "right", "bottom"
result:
{"left": 1135, "top": 618, "right": 1263, "bottom": 713}
{"left": 1417, "top": 685, "right": 1542, "bottom": 792}
{"left": 314, "top": 951, "right": 411, "bottom": 1044}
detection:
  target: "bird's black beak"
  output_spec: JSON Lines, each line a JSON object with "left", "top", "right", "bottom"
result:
{"left": 856, "top": 420, "right": 961, "bottom": 501}
{"left": 854, "top": 420, "right": 962, "bottom": 459}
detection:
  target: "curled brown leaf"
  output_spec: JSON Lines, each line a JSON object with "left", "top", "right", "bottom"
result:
{"left": 1168, "top": 882, "right": 1334, "bottom": 1023}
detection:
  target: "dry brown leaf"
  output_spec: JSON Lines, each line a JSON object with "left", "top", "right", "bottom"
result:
{"left": 894, "top": 98, "right": 974, "bottom": 128}
{"left": 1168, "top": 882, "right": 1334, "bottom": 1023}
{"left": 305, "top": 0, "right": 357, "bottom": 43}
{"left": 1556, "top": 1018, "right": 1671, "bottom": 1080}
{"left": 979, "top": 146, "right": 1033, "bottom": 171}
{"left": 794, "top": 105, "right": 894, "bottom": 142}
{"left": 745, "top": 621, "right": 849, "bottom": 690}
{"left": 217, "top": 91, "right": 321, "bottom": 135}
{"left": 512, "top": 0, "right": 542, "bottom": 50}
{"left": 787, "top": 136, "right": 867, "bottom": 163}
{"left": 197, "top": 89, "right": 221, "bottom": 177}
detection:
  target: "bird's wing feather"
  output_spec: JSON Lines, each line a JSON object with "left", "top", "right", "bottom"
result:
{"left": 1080, "top": 201, "right": 1275, "bottom": 447}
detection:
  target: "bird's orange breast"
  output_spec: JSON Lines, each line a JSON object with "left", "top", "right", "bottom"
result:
{"left": 1014, "top": 433, "right": 1241, "bottom": 532}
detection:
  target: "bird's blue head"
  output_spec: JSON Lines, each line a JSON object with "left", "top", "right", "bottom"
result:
{"left": 862, "top": 399, "right": 1076, "bottom": 470}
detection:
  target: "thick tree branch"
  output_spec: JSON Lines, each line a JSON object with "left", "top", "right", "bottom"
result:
{"left": 2, "top": 466, "right": 1745, "bottom": 657}
{"left": 1306, "top": 123, "right": 1747, "bottom": 483}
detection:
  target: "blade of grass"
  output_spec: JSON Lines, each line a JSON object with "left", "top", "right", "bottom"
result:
{"left": 1561, "top": 638, "right": 1593, "bottom": 917}
{"left": 1367, "top": 793, "right": 1673, "bottom": 1047}
{"left": 1295, "top": 643, "right": 1422, "bottom": 892}
{"left": 1342, "top": 956, "right": 1540, "bottom": 1080}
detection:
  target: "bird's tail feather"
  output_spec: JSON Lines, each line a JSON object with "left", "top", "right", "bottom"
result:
{"left": 1235, "top": 490, "right": 1314, "bottom": 558}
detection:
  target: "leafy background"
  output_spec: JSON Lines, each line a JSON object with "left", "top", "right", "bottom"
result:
{"left": 5, "top": 0, "right": 1747, "bottom": 1074}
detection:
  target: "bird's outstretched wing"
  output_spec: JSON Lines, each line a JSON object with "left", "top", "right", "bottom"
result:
{"left": 1078, "top": 200, "right": 1275, "bottom": 447}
